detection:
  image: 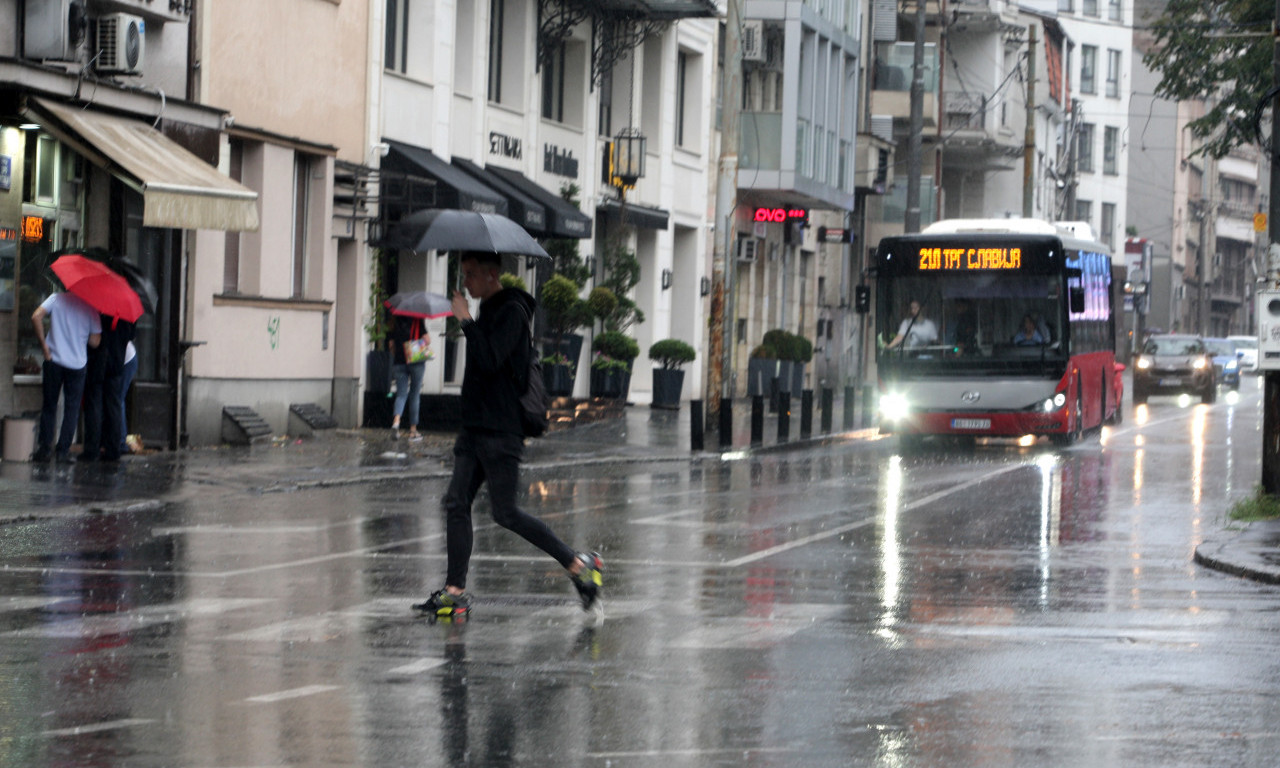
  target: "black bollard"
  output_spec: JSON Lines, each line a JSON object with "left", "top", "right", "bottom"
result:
{"left": 751, "top": 395, "right": 764, "bottom": 446}
{"left": 821, "top": 388, "right": 833, "bottom": 433}
{"left": 777, "top": 391, "right": 790, "bottom": 443}
{"left": 800, "top": 390, "right": 813, "bottom": 439}
{"left": 718, "top": 397, "right": 733, "bottom": 449}
{"left": 844, "top": 386, "right": 855, "bottom": 430}
{"left": 691, "top": 399, "right": 704, "bottom": 451}
{"left": 769, "top": 378, "right": 781, "bottom": 412}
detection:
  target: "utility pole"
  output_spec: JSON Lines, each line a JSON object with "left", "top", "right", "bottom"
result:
{"left": 904, "top": 0, "right": 926, "bottom": 233}
{"left": 1262, "top": 0, "right": 1280, "bottom": 493}
{"left": 708, "top": 0, "right": 743, "bottom": 431}
{"left": 1023, "top": 24, "right": 1037, "bottom": 217}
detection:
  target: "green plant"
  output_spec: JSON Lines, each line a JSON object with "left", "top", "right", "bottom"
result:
{"left": 590, "top": 355, "right": 632, "bottom": 373}
{"left": 1229, "top": 486, "right": 1280, "bottom": 522}
{"left": 542, "top": 183, "right": 592, "bottom": 289}
{"left": 541, "top": 274, "right": 591, "bottom": 358}
{"left": 541, "top": 352, "right": 576, "bottom": 372}
{"left": 750, "top": 343, "right": 778, "bottom": 359}
{"left": 760, "top": 329, "right": 812, "bottom": 362}
{"left": 365, "top": 248, "right": 394, "bottom": 348}
{"left": 593, "top": 330, "right": 639, "bottom": 361}
{"left": 599, "top": 234, "right": 644, "bottom": 331}
{"left": 792, "top": 335, "right": 813, "bottom": 363}
{"left": 499, "top": 272, "right": 527, "bottom": 292}
{"left": 587, "top": 286, "right": 618, "bottom": 324}
{"left": 649, "top": 339, "right": 696, "bottom": 370}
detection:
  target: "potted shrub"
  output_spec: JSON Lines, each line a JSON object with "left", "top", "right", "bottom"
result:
{"left": 539, "top": 274, "right": 591, "bottom": 396}
{"left": 763, "top": 329, "right": 794, "bottom": 395}
{"left": 748, "top": 342, "right": 779, "bottom": 398}
{"left": 789, "top": 333, "right": 813, "bottom": 394}
{"left": 649, "top": 339, "right": 696, "bottom": 409}
{"left": 591, "top": 330, "right": 639, "bottom": 399}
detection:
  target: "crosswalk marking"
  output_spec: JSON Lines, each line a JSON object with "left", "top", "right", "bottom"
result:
{"left": 388, "top": 658, "right": 448, "bottom": 675}
{"left": 245, "top": 685, "right": 340, "bottom": 704}
{"left": 42, "top": 718, "right": 154, "bottom": 737}
{"left": 0, "top": 596, "right": 73, "bottom": 613}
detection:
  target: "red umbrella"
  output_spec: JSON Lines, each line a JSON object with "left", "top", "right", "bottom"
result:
{"left": 50, "top": 253, "right": 144, "bottom": 323}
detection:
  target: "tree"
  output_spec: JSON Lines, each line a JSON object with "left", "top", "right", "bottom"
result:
{"left": 1141, "top": 0, "right": 1273, "bottom": 159}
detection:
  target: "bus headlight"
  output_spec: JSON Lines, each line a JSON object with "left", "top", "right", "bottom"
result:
{"left": 879, "top": 393, "right": 911, "bottom": 421}
{"left": 1042, "top": 392, "right": 1067, "bottom": 412}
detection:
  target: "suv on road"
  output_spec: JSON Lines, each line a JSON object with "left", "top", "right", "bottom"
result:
{"left": 1133, "top": 334, "right": 1216, "bottom": 404}
{"left": 1204, "top": 337, "right": 1242, "bottom": 390}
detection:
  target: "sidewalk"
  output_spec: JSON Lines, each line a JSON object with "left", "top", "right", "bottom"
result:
{"left": 3, "top": 401, "right": 1277, "bottom": 588}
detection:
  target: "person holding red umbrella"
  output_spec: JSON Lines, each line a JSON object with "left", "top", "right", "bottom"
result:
{"left": 31, "top": 291, "right": 101, "bottom": 463}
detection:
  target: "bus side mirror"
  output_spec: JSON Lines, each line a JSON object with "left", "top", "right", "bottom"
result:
{"left": 1069, "top": 286, "right": 1085, "bottom": 313}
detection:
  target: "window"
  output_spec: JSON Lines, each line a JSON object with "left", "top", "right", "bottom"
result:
{"left": 385, "top": 0, "right": 409, "bottom": 73}
{"left": 1083, "top": 0, "right": 1098, "bottom": 15}
{"left": 1080, "top": 46, "right": 1096, "bottom": 94}
{"left": 542, "top": 42, "right": 566, "bottom": 122}
{"left": 1075, "top": 199, "right": 1092, "bottom": 224}
{"left": 1108, "top": 0, "right": 1121, "bottom": 20}
{"left": 1100, "top": 203, "right": 1116, "bottom": 247}
{"left": 676, "top": 52, "right": 689, "bottom": 147}
{"left": 1059, "top": 0, "right": 1074, "bottom": 11}
{"left": 598, "top": 66, "right": 613, "bottom": 136}
{"left": 1103, "top": 126, "right": 1119, "bottom": 175}
{"left": 1077, "top": 123, "right": 1095, "bottom": 173}
{"left": 292, "top": 155, "right": 311, "bottom": 299}
{"left": 675, "top": 50, "right": 701, "bottom": 150}
{"left": 1106, "top": 49, "right": 1121, "bottom": 98}
{"left": 488, "top": 0, "right": 504, "bottom": 102}
{"left": 223, "top": 139, "right": 244, "bottom": 293}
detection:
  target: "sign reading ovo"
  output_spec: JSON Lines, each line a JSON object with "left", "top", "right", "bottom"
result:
{"left": 753, "top": 207, "right": 808, "bottom": 223}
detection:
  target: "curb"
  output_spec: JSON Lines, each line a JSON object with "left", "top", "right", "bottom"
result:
{"left": 1193, "top": 523, "right": 1280, "bottom": 585}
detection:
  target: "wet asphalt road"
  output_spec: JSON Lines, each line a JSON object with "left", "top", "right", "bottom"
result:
{"left": 1, "top": 380, "right": 1278, "bottom": 767}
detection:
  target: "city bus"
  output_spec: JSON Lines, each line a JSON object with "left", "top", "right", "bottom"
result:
{"left": 872, "top": 218, "right": 1119, "bottom": 446}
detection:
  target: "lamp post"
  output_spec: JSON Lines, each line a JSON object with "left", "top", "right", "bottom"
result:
{"left": 611, "top": 128, "right": 647, "bottom": 196}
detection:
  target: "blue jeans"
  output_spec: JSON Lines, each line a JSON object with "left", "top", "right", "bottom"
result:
{"left": 118, "top": 354, "right": 137, "bottom": 452}
{"left": 37, "top": 359, "right": 87, "bottom": 458}
{"left": 392, "top": 361, "right": 425, "bottom": 427}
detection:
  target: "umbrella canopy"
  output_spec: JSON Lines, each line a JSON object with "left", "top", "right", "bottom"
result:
{"left": 384, "top": 291, "right": 453, "bottom": 319}
{"left": 50, "top": 253, "right": 144, "bottom": 323}
{"left": 385, "top": 209, "right": 549, "bottom": 260}
{"left": 105, "top": 256, "right": 158, "bottom": 316}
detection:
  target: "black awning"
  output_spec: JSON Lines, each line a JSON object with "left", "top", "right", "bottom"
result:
{"left": 452, "top": 158, "right": 548, "bottom": 235}
{"left": 384, "top": 140, "right": 507, "bottom": 215}
{"left": 597, "top": 198, "right": 669, "bottom": 231}
{"left": 488, "top": 168, "right": 593, "bottom": 239}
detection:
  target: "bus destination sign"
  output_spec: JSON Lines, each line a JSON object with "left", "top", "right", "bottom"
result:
{"left": 918, "top": 246, "right": 1022, "bottom": 271}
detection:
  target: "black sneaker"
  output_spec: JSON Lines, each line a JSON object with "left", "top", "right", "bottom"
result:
{"left": 571, "top": 552, "right": 603, "bottom": 611}
{"left": 412, "top": 588, "right": 471, "bottom": 618}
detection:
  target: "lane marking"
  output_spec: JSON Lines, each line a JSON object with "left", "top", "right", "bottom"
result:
{"left": 388, "top": 658, "right": 448, "bottom": 675}
{"left": 245, "top": 685, "right": 340, "bottom": 704}
{"left": 3, "top": 598, "right": 271, "bottom": 639}
{"left": 588, "top": 747, "right": 796, "bottom": 758}
{"left": 42, "top": 718, "right": 154, "bottom": 737}
{"left": 0, "top": 596, "right": 73, "bottom": 613}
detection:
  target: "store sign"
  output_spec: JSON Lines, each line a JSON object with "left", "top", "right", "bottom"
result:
{"left": 489, "top": 132, "right": 523, "bottom": 160}
{"left": 22, "top": 215, "right": 44, "bottom": 243}
{"left": 544, "top": 144, "right": 579, "bottom": 178}
{"left": 753, "top": 207, "right": 808, "bottom": 223}
{"left": 0, "top": 156, "right": 10, "bottom": 191}
{"left": 817, "top": 226, "right": 853, "bottom": 244}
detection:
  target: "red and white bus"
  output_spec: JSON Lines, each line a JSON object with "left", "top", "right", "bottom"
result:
{"left": 873, "top": 218, "right": 1119, "bottom": 446}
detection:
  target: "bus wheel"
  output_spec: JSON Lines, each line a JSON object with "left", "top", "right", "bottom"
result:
{"left": 1052, "top": 394, "right": 1084, "bottom": 447}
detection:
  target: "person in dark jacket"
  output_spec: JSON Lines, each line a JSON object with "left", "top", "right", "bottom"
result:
{"left": 413, "top": 251, "right": 602, "bottom": 618}
{"left": 81, "top": 315, "right": 134, "bottom": 462}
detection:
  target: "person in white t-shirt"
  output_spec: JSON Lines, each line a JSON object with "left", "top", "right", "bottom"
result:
{"left": 31, "top": 292, "right": 101, "bottom": 462}
{"left": 886, "top": 300, "right": 938, "bottom": 350}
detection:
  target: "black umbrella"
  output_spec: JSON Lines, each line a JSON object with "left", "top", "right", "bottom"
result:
{"left": 384, "top": 291, "right": 453, "bottom": 319}
{"left": 105, "top": 256, "right": 158, "bottom": 316}
{"left": 385, "top": 209, "right": 549, "bottom": 259}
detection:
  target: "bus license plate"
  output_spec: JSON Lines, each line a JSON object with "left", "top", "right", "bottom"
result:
{"left": 952, "top": 418, "right": 991, "bottom": 430}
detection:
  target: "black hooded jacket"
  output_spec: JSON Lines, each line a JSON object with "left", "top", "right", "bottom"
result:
{"left": 459, "top": 287, "right": 536, "bottom": 435}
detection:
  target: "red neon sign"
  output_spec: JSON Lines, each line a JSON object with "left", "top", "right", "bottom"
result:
{"left": 753, "top": 207, "right": 808, "bottom": 223}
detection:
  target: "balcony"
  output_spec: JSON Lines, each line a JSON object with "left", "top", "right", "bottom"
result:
{"left": 940, "top": 90, "right": 1020, "bottom": 171}
{"left": 949, "top": 0, "right": 1019, "bottom": 33}
{"left": 870, "top": 43, "right": 938, "bottom": 128}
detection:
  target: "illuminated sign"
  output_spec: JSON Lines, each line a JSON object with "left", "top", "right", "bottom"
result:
{"left": 753, "top": 207, "right": 808, "bottom": 224}
{"left": 0, "top": 227, "right": 16, "bottom": 241}
{"left": 22, "top": 216, "right": 44, "bottom": 243}
{"left": 917, "top": 246, "right": 1022, "bottom": 271}
{"left": 817, "top": 226, "right": 853, "bottom": 244}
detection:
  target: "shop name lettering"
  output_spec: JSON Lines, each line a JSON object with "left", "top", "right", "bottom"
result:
{"left": 489, "top": 132, "right": 522, "bottom": 160}
{"left": 544, "top": 144, "right": 579, "bottom": 178}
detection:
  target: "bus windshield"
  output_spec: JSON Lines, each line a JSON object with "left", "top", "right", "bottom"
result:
{"left": 878, "top": 272, "right": 1065, "bottom": 364}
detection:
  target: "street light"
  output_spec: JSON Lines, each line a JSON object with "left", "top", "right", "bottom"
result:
{"left": 611, "top": 127, "right": 647, "bottom": 190}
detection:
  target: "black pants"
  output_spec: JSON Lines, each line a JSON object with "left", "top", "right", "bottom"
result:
{"left": 81, "top": 354, "right": 124, "bottom": 461}
{"left": 441, "top": 430, "right": 576, "bottom": 590}
{"left": 37, "top": 360, "right": 86, "bottom": 458}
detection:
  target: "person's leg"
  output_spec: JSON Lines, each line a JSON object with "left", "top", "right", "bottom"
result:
{"left": 35, "top": 360, "right": 63, "bottom": 459}
{"left": 80, "top": 355, "right": 105, "bottom": 460}
{"left": 391, "top": 363, "right": 409, "bottom": 429}
{"left": 55, "top": 366, "right": 86, "bottom": 457}
{"left": 406, "top": 361, "right": 424, "bottom": 432}
{"left": 441, "top": 432, "right": 487, "bottom": 590}
{"left": 101, "top": 369, "right": 123, "bottom": 461}
{"left": 117, "top": 355, "right": 137, "bottom": 454}
{"left": 477, "top": 433, "right": 577, "bottom": 568}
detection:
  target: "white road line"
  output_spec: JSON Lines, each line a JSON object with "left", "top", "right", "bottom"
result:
{"left": 42, "top": 718, "right": 154, "bottom": 737}
{"left": 0, "top": 596, "right": 73, "bottom": 612}
{"left": 245, "top": 685, "right": 340, "bottom": 704}
{"left": 588, "top": 747, "right": 795, "bottom": 758}
{"left": 388, "top": 658, "right": 448, "bottom": 675}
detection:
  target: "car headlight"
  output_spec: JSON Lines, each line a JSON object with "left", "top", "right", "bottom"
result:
{"left": 1193, "top": 357, "right": 1208, "bottom": 370}
{"left": 879, "top": 393, "right": 910, "bottom": 421}
{"left": 1136, "top": 356, "right": 1152, "bottom": 370}
{"left": 1225, "top": 360, "right": 1238, "bottom": 371}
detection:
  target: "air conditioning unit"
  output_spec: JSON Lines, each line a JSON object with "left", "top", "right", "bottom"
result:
{"left": 742, "top": 21, "right": 765, "bottom": 62}
{"left": 96, "top": 13, "right": 145, "bottom": 74}
{"left": 24, "top": 0, "right": 87, "bottom": 61}
{"left": 736, "top": 237, "right": 758, "bottom": 263}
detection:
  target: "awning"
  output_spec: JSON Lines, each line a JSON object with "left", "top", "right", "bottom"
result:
{"left": 25, "top": 98, "right": 260, "bottom": 232}
{"left": 597, "top": 198, "right": 669, "bottom": 231}
{"left": 384, "top": 140, "right": 507, "bottom": 215}
{"left": 489, "top": 167, "right": 593, "bottom": 239}
{"left": 452, "top": 158, "right": 547, "bottom": 234}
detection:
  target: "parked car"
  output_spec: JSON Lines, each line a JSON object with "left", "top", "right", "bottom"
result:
{"left": 1132, "top": 334, "right": 1216, "bottom": 404}
{"left": 1226, "top": 334, "right": 1259, "bottom": 372}
{"left": 1204, "top": 337, "right": 1242, "bottom": 390}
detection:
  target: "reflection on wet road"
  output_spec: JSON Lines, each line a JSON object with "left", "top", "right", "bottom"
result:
{"left": 1, "top": 380, "right": 1277, "bottom": 767}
